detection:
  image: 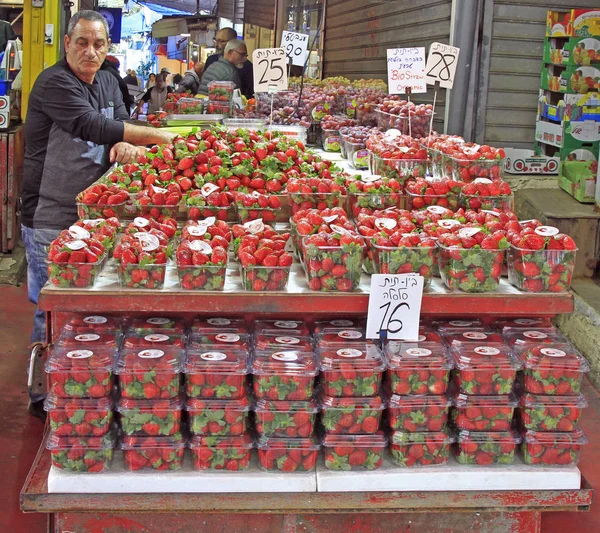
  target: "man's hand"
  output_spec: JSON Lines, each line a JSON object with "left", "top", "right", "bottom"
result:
{"left": 109, "top": 142, "right": 141, "bottom": 164}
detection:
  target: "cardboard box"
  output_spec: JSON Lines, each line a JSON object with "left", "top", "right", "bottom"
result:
{"left": 0, "top": 96, "right": 9, "bottom": 129}
{"left": 547, "top": 9, "right": 600, "bottom": 38}
{"left": 503, "top": 148, "right": 559, "bottom": 175}
{"left": 541, "top": 63, "right": 600, "bottom": 94}
{"left": 558, "top": 157, "right": 598, "bottom": 203}
{"left": 538, "top": 90, "right": 600, "bottom": 122}
{"left": 535, "top": 119, "right": 600, "bottom": 154}
{"left": 544, "top": 36, "right": 600, "bottom": 66}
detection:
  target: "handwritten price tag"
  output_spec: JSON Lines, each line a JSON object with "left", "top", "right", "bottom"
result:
{"left": 253, "top": 48, "right": 289, "bottom": 93}
{"left": 387, "top": 47, "right": 426, "bottom": 94}
{"left": 425, "top": 42, "right": 460, "bottom": 89}
{"left": 281, "top": 31, "right": 309, "bottom": 67}
{"left": 366, "top": 274, "right": 424, "bottom": 340}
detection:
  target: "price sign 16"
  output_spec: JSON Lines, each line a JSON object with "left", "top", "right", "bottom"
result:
{"left": 281, "top": 31, "right": 309, "bottom": 67}
{"left": 253, "top": 48, "right": 289, "bottom": 93}
{"left": 425, "top": 42, "right": 460, "bottom": 89}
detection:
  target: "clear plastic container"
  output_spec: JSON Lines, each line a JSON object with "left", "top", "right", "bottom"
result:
{"left": 252, "top": 350, "right": 318, "bottom": 401}
{"left": 374, "top": 109, "right": 433, "bottom": 138}
{"left": 313, "top": 318, "right": 366, "bottom": 334}
{"left": 344, "top": 140, "right": 369, "bottom": 170}
{"left": 177, "top": 97, "right": 204, "bottom": 114}
{"left": 455, "top": 430, "right": 521, "bottom": 465}
{"left": 520, "top": 393, "right": 587, "bottom": 432}
{"left": 191, "top": 317, "right": 248, "bottom": 335}
{"left": 502, "top": 327, "right": 567, "bottom": 347}
{"left": 45, "top": 345, "right": 115, "bottom": 398}
{"left": 117, "top": 262, "right": 167, "bottom": 290}
{"left": 449, "top": 156, "right": 505, "bottom": 182}
{"left": 435, "top": 319, "right": 484, "bottom": 331}
{"left": 206, "top": 101, "right": 232, "bottom": 115}
{"left": 441, "top": 329, "right": 504, "bottom": 346}
{"left": 57, "top": 330, "right": 119, "bottom": 350}
{"left": 369, "top": 153, "right": 427, "bottom": 182}
{"left": 319, "top": 344, "right": 385, "bottom": 398}
{"left": 348, "top": 191, "right": 404, "bottom": 218}
{"left": 322, "top": 432, "right": 387, "bottom": 471}
{"left": 63, "top": 314, "right": 122, "bottom": 334}
{"left": 387, "top": 394, "right": 450, "bottom": 432}
{"left": 186, "top": 396, "right": 250, "bottom": 435}
{"left": 48, "top": 259, "right": 104, "bottom": 289}
{"left": 390, "top": 430, "right": 454, "bottom": 467}
{"left": 508, "top": 246, "right": 577, "bottom": 293}
{"left": 241, "top": 264, "right": 292, "bottom": 291}
{"left": 128, "top": 317, "right": 185, "bottom": 336}
{"left": 186, "top": 203, "right": 235, "bottom": 223}
{"left": 451, "top": 344, "right": 521, "bottom": 395}
{"left": 76, "top": 201, "right": 127, "bottom": 220}
{"left": 133, "top": 202, "right": 179, "bottom": 220}
{"left": 316, "top": 329, "right": 368, "bottom": 347}
{"left": 121, "top": 433, "right": 186, "bottom": 471}
{"left": 224, "top": 118, "right": 267, "bottom": 131}
{"left": 117, "top": 397, "right": 182, "bottom": 436}
{"left": 46, "top": 431, "right": 115, "bottom": 472}
{"left": 304, "top": 242, "right": 365, "bottom": 292}
{"left": 406, "top": 190, "right": 459, "bottom": 211}
{"left": 254, "top": 319, "right": 310, "bottom": 337}
{"left": 254, "top": 334, "right": 313, "bottom": 352}
{"left": 254, "top": 398, "right": 319, "bottom": 437}
{"left": 495, "top": 317, "right": 553, "bottom": 331}
{"left": 178, "top": 264, "right": 227, "bottom": 291}
{"left": 451, "top": 391, "right": 518, "bottom": 431}
{"left": 437, "top": 244, "right": 506, "bottom": 292}
{"left": 122, "top": 332, "right": 186, "bottom": 350}
{"left": 384, "top": 342, "right": 452, "bottom": 395}
{"left": 188, "top": 332, "right": 250, "bottom": 351}
{"left": 115, "top": 347, "right": 184, "bottom": 399}
{"left": 517, "top": 343, "right": 590, "bottom": 395}
{"left": 208, "top": 80, "right": 236, "bottom": 102}
{"left": 267, "top": 125, "right": 307, "bottom": 144}
{"left": 45, "top": 394, "right": 113, "bottom": 436}
{"left": 322, "top": 129, "right": 342, "bottom": 152}
{"left": 321, "top": 395, "right": 385, "bottom": 434}
{"left": 256, "top": 436, "right": 321, "bottom": 472}
{"left": 189, "top": 432, "right": 253, "bottom": 471}
{"left": 372, "top": 243, "right": 435, "bottom": 285}
{"left": 521, "top": 428, "right": 588, "bottom": 466}
{"left": 289, "top": 192, "right": 345, "bottom": 215}
{"left": 184, "top": 348, "right": 248, "bottom": 399}
{"left": 459, "top": 192, "right": 514, "bottom": 211}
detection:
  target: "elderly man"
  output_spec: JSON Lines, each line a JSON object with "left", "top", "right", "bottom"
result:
{"left": 21, "top": 10, "right": 175, "bottom": 417}
{"left": 204, "top": 28, "right": 254, "bottom": 99}
{"left": 177, "top": 62, "right": 204, "bottom": 95}
{"left": 198, "top": 39, "right": 248, "bottom": 95}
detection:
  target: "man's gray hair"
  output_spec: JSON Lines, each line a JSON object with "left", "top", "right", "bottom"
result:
{"left": 67, "top": 10, "right": 110, "bottom": 39}
{"left": 224, "top": 39, "right": 246, "bottom": 54}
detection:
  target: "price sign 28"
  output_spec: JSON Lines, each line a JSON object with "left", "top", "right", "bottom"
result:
{"left": 252, "top": 48, "right": 289, "bottom": 93}
{"left": 425, "top": 42, "right": 460, "bottom": 89}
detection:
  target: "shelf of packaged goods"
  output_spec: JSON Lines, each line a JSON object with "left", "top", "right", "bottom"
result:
{"left": 39, "top": 261, "right": 574, "bottom": 318}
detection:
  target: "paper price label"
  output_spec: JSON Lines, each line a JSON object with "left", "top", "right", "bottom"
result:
{"left": 69, "top": 226, "right": 90, "bottom": 240}
{"left": 449, "top": 320, "right": 475, "bottom": 327}
{"left": 271, "top": 351, "right": 298, "bottom": 362}
{"left": 83, "top": 219, "right": 104, "bottom": 226}
{"left": 387, "top": 47, "right": 426, "bottom": 94}
{"left": 66, "top": 350, "right": 94, "bottom": 359}
{"left": 330, "top": 319, "right": 354, "bottom": 327}
{"left": 439, "top": 219, "right": 461, "bottom": 229}
{"left": 244, "top": 219, "right": 264, "bottom": 234}
{"left": 274, "top": 321, "right": 299, "bottom": 329}
{"left": 425, "top": 42, "right": 460, "bottom": 89}
{"left": 405, "top": 348, "right": 432, "bottom": 357}
{"left": 463, "top": 332, "right": 488, "bottom": 340}
{"left": 201, "top": 352, "right": 227, "bottom": 361}
{"left": 138, "top": 349, "right": 165, "bottom": 359}
{"left": 366, "top": 274, "right": 424, "bottom": 340}
{"left": 540, "top": 348, "right": 566, "bottom": 357}
{"left": 375, "top": 218, "right": 397, "bottom": 230}
{"left": 459, "top": 227, "right": 481, "bottom": 239}
{"left": 535, "top": 225, "right": 559, "bottom": 237}
{"left": 189, "top": 240, "right": 212, "bottom": 254}
{"left": 337, "top": 348, "right": 363, "bottom": 358}
{"left": 215, "top": 333, "right": 240, "bottom": 343}
{"left": 515, "top": 319, "right": 542, "bottom": 325}
{"left": 523, "top": 331, "right": 548, "bottom": 339}
{"left": 83, "top": 315, "right": 107, "bottom": 324}
{"left": 74, "top": 334, "right": 100, "bottom": 342}
{"left": 134, "top": 232, "right": 160, "bottom": 252}
{"left": 207, "top": 318, "right": 231, "bottom": 326}
{"left": 337, "top": 330, "right": 363, "bottom": 339}
{"left": 275, "top": 336, "right": 300, "bottom": 345}
{"left": 281, "top": 31, "right": 309, "bottom": 67}
{"left": 65, "top": 240, "right": 86, "bottom": 250}
{"left": 201, "top": 183, "right": 220, "bottom": 197}
{"left": 253, "top": 48, "right": 288, "bottom": 93}
{"left": 147, "top": 318, "right": 170, "bottom": 325}
{"left": 144, "top": 334, "right": 169, "bottom": 342}
{"left": 427, "top": 205, "right": 449, "bottom": 215}
{"left": 322, "top": 215, "right": 339, "bottom": 223}
{"left": 474, "top": 346, "right": 500, "bottom": 356}
{"left": 134, "top": 217, "right": 150, "bottom": 228}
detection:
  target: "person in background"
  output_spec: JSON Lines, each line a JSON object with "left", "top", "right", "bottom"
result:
{"left": 198, "top": 39, "right": 247, "bottom": 95}
{"left": 177, "top": 62, "right": 204, "bottom": 94}
{"left": 172, "top": 73, "right": 183, "bottom": 91}
{"left": 135, "top": 72, "right": 172, "bottom": 115}
{"left": 20, "top": 10, "right": 176, "bottom": 418}
{"left": 123, "top": 68, "right": 139, "bottom": 86}
{"left": 160, "top": 67, "right": 172, "bottom": 87}
{"left": 102, "top": 55, "right": 133, "bottom": 114}
{"left": 204, "top": 28, "right": 254, "bottom": 99}
{"left": 145, "top": 72, "right": 156, "bottom": 89}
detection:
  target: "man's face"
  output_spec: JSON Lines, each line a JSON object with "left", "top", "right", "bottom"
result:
{"left": 229, "top": 45, "right": 248, "bottom": 68}
{"left": 214, "top": 31, "right": 230, "bottom": 52}
{"left": 64, "top": 19, "right": 109, "bottom": 82}
{"left": 155, "top": 76, "right": 165, "bottom": 90}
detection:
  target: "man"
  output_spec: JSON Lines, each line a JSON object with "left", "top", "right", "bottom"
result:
{"left": 198, "top": 39, "right": 247, "bottom": 95}
{"left": 177, "top": 62, "right": 203, "bottom": 95}
{"left": 204, "top": 28, "right": 254, "bottom": 99}
{"left": 135, "top": 72, "right": 173, "bottom": 115}
{"left": 21, "top": 10, "right": 175, "bottom": 417}
{"left": 102, "top": 55, "right": 133, "bottom": 114}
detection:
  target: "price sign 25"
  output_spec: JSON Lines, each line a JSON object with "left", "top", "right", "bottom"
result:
{"left": 252, "top": 48, "right": 289, "bottom": 93}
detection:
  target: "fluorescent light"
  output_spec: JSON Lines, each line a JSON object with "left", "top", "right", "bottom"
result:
{"left": 181, "top": 33, "right": 191, "bottom": 37}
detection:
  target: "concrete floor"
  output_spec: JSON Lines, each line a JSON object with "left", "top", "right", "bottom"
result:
{"left": 1, "top": 283, "right": 599, "bottom": 532}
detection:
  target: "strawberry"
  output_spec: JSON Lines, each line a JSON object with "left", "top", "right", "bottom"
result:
{"left": 522, "top": 428, "right": 585, "bottom": 466}
{"left": 456, "top": 430, "right": 519, "bottom": 465}
{"left": 519, "top": 393, "right": 586, "bottom": 432}
{"left": 252, "top": 351, "right": 316, "bottom": 401}
{"left": 122, "top": 434, "right": 185, "bottom": 471}
{"left": 321, "top": 396, "right": 384, "bottom": 434}
{"left": 452, "top": 392, "right": 516, "bottom": 431}
{"left": 391, "top": 431, "right": 452, "bottom": 467}
{"left": 257, "top": 436, "right": 319, "bottom": 472}
{"left": 254, "top": 399, "right": 317, "bottom": 437}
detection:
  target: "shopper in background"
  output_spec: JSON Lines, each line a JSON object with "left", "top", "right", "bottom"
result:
{"left": 198, "top": 39, "right": 247, "bottom": 95}
{"left": 177, "top": 62, "right": 204, "bottom": 95}
{"left": 204, "top": 27, "right": 254, "bottom": 99}
{"left": 135, "top": 72, "right": 172, "bottom": 115}
{"left": 123, "top": 68, "right": 139, "bottom": 86}
{"left": 172, "top": 73, "right": 182, "bottom": 91}
{"left": 20, "top": 10, "right": 176, "bottom": 418}
{"left": 102, "top": 55, "right": 133, "bottom": 114}
{"left": 145, "top": 72, "right": 156, "bottom": 89}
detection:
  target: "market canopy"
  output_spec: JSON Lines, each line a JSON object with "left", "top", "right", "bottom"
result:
{"left": 138, "top": 0, "right": 216, "bottom": 15}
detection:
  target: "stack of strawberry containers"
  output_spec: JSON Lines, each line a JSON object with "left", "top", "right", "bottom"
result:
{"left": 184, "top": 317, "right": 253, "bottom": 471}
{"left": 115, "top": 317, "right": 186, "bottom": 471}
{"left": 251, "top": 319, "right": 322, "bottom": 473}
{"left": 383, "top": 324, "right": 454, "bottom": 468}
{"left": 44, "top": 315, "right": 120, "bottom": 472}
{"left": 502, "top": 321, "right": 590, "bottom": 467}
{"left": 317, "top": 324, "right": 388, "bottom": 472}
{"left": 440, "top": 319, "right": 523, "bottom": 466}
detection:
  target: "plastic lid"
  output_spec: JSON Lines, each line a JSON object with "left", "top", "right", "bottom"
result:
{"left": 452, "top": 390, "right": 519, "bottom": 408}
{"left": 316, "top": 329, "right": 368, "bottom": 347}
{"left": 44, "top": 393, "right": 112, "bottom": 411}
{"left": 390, "top": 430, "right": 454, "bottom": 445}
{"left": 523, "top": 427, "right": 588, "bottom": 446}
{"left": 253, "top": 398, "right": 319, "bottom": 413}
{"left": 321, "top": 395, "right": 386, "bottom": 410}
{"left": 45, "top": 345, "right": 115, "bottom": 373}
{"left": 117, "top": 396, "right": 183, "bottom": 413}
{"left": 63, "top": 314, "right": 122, "bottom": 332}
{"left": 186, "top": 396, "right": 250, "bottom": 412}
{"left": 456, "top": 429, "right": 521, "bottom": 444}
{"left": 502, "top": 328, "right": 567, "bottom": 346}
{"left": 254, "top": 319, "right": 310, "bottom": 336}
{"left": 384, "top": 342, "right": 452, "bottom": 371}
{"left": 56, "top": 330, "right": 119, "bottom": 349}
{"left": 436, "top": 319, "right": 483, "bottom": 331}
{"left": 414, "top": 326, "right": 442, "bottom": 343}
{"left": 188, "top": 432, "right": 253, "bottom": 449}
{"left": 520, "top": 393, "right": 588, "bottom": 409}
{"left": 313, "top": 318, "right": 366, "bottom": 333}
{"left": 188, "top": 332, "right": 249, "bottom": 350}
{"left": 122, "top": 332, "right": 186, "bottom": 349}
{"left": 120, "top": 433, "right": 186, "bottom": 450}
{"left": 191, "top": 317, "right": 248, "bottom": 335}
{"left": 319, "top": 344, "right": 385, "bottom": 371}
{"left": 254, "top": 334, "right": 313, "bottom": 352}
{"left": 323, "top": 431, "right": 387, "bottom": 448}
{"left": 252, "top": 350, "right": 318, "bottom": 377}
{"left": 517, "top": 344, "right": 590, "bottom": 372}
{"left": 451, "top": 344, "right": 522, "bottom": 371}
{"left": 47, "top": 430, "right": 116, "bottom": 450}
{"left": 128, "top": 317, "right": 185, "bottom": 334}
{"left": 387, "top": 394, "right": 450, "bottom": 410}
{"left": 115, "top": 347, "right": 184, "bottom": 374}
{"left": 255, "top": 435, "right": 321, "bottom": 450}
{"left": 184, "top": 349, "right": 248, "bottom": 374}
{"left": 442, "top": 329, "right": 504, "bottom": 345}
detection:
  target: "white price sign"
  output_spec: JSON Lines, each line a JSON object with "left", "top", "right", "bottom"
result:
{"left": 281, "top": 31, "right": 309, "bottom": 67}
{"left": 253, "top": 48, "right": 289, "bottom": 93}
{"left": 387, "top": 47, "right": 426, "bottom": 94}
{"left": 425, "top": 42, "right": 460, "bottom": 89}
{"left": 366, "top": 274, "right": 424, "bottom": 340}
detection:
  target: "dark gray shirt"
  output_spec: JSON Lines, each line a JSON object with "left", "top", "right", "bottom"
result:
{"left": 198, "top": 57, "right": 241, "bottom": 96}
